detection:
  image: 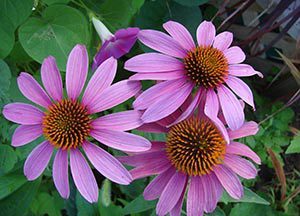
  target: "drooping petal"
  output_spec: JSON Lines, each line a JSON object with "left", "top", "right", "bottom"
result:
{"left": 87, "top": 80, "right": 141, "bottom": 114}
{"left": 217, "top": 85, "right": 244, "bottom": 130}
{"left": 138, "top": 30, "right": 187, "bottom": 58}
{"left": 214, "top": 165, "right": 243, "bottom": 199}
{"left": 41, "top": 56, "right": 63, "bottom": 101}
{"left": 12, "top": 125, "right": 43, "bottom": 147}
{"left": 82, "top": 57, "right": 117, "bottom": 107}
{"left": 92, "top": 17, "right": 113, "bottom": 42}
{"left": 70, "top": 148, "right": 98, "bottom": 203}
{"left": 53, "top": 149, "right": 69, "bottom": 199}
{"left": 142, "top": 82, "right": 193, "bottom": 123}
{"left": 226, "top": 75, "right": 255, "bottom": 109}
{"left": 90, "top": 129, "right": 151, "bottom": 152}
{"left": 24, "top": 141, "right": 54, "bottom": 180}
{"left": 170, "top": 188, "right": 185, "bottom": 216}
{"left": 137, "top": 123, "right": 169, "bottom": 133}
{"left": 223, "top": 46, "right": 245, "bottom": 64}
{"left": 213, "top": 31, "right": 233, "bottom": 51}
{"left": 66, "top": 45, "right": 88, "bottom": 100}
{"left": 187, "top": 176, "right": 204, "bottom": 216}
{"left": 143, "top": 167, "right": 176, "bottom": 200}
{"left": 196, "top": 21, "right": 216, "bottom": 47}
{"left": 228, "top": 64, "right": 263, "bottom": 78}
{"left": 17, "top": 73, "right": 52, "bottom": 108}
{"left": 83, "top": 141, "right": 132, "bottom": 185}
{"left": 227, "top": 141, "right": 261, "bottom": 164}
{"left": 156, "top": 172, "right": 187, "bottom": 216}
{"left": 228, "top": 121, "right": 259, "bottom": 140}
{"left": 3, "top": 103, "right": 44, "bottom": 125}
{"left": 224, "top": 154, "right": 257, "bottom": 179}
{"left": 125, "top": 53, "right": 184, "bottom": 73}
{"left": 163, "top": 21, "right": 195, "bottom": 50}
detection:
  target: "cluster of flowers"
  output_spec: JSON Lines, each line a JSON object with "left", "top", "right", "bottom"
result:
{"left": 3, "top": 18, "right": 263, "bottom": 216}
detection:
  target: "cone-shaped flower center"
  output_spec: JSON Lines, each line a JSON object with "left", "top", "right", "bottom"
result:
{"left": 42, "top": 99, "right": 91, "bottom": 150}
{"left": 166, "top": 117, "right": 226, "bottom": 176}
{"left": 184, "top": 46, "right": 229, "bottom": 88}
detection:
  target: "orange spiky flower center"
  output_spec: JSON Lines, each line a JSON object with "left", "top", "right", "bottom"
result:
{"left": 184, "top": 46, "right": 229, "bottom": 88}
{"left": 42, "top": 99, "right": 91, "bottom": 150}
{"left": 166, "top": 117, "right": 226, "bottom": 176}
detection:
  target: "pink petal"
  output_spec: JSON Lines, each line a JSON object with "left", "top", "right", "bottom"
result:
{"left": 228, "top": 121, "right": 259, "bottom": 140}
{"left": 90, "top": 129, "right": 151, "bottom": 152}
{"left": 187, "top": 176, "right": 204, "bottom": 216}
{"left": 12, "top": 125, "right": 43, "bottom": 147}
{"left": 156, "top": 172, "right": 187, "bottom": 216}
{"left": 224, "top": 154, "right": 257, "bottom": 179}
{"left": 66, "top": 45, "right": 88, "bottom": 100}
{"left": 87, "top": 80, "right": 141, "bottom": 114}
{"left": 142, "top": 82, "right": 193, "bottom": 123}
{"left": 70, "top": 148, "right": 98, "bottom": 203}
{"left": 17, "top": 73, "right": 52, "bottom": 108}
{"left": 91, "top": 110, "right": 142, "bottom": 131}
{"left": 137, "top": 123, "right": 168, "bottom": 133}
{"left": 143, "top": 167, "right": 176, "bottom": 200}
{"left": 217, "top": 85, "right": 244, "bottom": 130}
{"left": 228, "top": 64, "right": 263, "bottom": 78}
{"left": 213, "top": 165, "right": 243, "bottom": 199}
{"left": 83, "top": 141, "right": 132, "bottom": 185}
{"left": 53, "top": 149, "right": 69, "bottom": 199}
{"left": 3, "top": 103, "right": 44, "bottom": 125}
{"left": 133, "top": 78, "right": 186, "bottom": 110}
{"left": 41, "top": 56, "right": 63, "bottom": 101}
{"left": 163, "top": 20, "right": 195, "bottom": 50}
{"left": 226, "top": 75, "right": 255, "bottom": 109}
{"left": 223, "top": 46, "right": 245, "bottom": 64}
{"left": 125, "top": 53, "right": 184, "bottom": 73}
{"left": 170, "top": 188, "right": 185, "bottom": 216}
{"left": 138, "top": 30, "right": 187, "bottom": 58}
{"left": 24, "top": 141, "right": 54, "bottom": 180}
{"left": 129, "top": 70, "right": 185, "bottom": 81}
{"left": 227, "top": 141, "right": 261, "bottom": 164}
{"left": 82, "top": 57, "right": 117, "bottom": 107}
{"left": 213, "top": 31, "right": 233, "bottom": 51}
{"left": 196, "top": 21, "right": 216, "bottom": 47}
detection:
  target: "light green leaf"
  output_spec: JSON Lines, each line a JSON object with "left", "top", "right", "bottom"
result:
{"left": 0, "top": 145, "right": 18, "bottom": 176}
{"left": 0, "top": 171, "right": 27, "bottom": 200}
{"left": 122, "top": 194, "right": 157, "bottom": 215}
{"left": 100, "top": 179, "right": 111, "bottom": 207}
{"left": 286, "top": 133, "right": 300, "bottom": 154}
{"left": 229, "top": 203, "right": 274, "bottom": 216}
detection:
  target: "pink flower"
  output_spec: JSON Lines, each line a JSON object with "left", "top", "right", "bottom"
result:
{"left": 3, "top": 44, "right": 151, "bottom": 203}
{"left": 119, "top": 107, "right": 260, "bottom": 216}
{"left": 125, "top": 20, "right": 263, "bottom": 130}
{"left": 92, "top": 17, "right": 139, "bottom": 71}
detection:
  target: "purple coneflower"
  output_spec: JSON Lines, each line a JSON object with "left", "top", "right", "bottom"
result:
{"left": 3, "top": 44, "right": 151, "bottom": 203}
{"left": 119, "top": 106, "right": 260, "bottom": 216}
{"left": 125, "top": 20, "right": 263, "bottom": 130}
{"left": 92, "top": 17, "right": 139, "bottom": 71}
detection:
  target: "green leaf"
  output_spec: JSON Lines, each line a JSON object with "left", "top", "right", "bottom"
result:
{"left": 42, "top": 0, "right": 71, "bottom": 5}
{"left": 174, "top": 0, "right": 209, "bottom": 6}
{"left": 0, "top": 145, "right": 18, "bottom": 176}
{"left": 100, "top": 179, "right": 111, "bottom": 207}
{"left": 19, "top": 5, "right": 90, "bottom": 71}
{"left": 0, "top": 59, "right": 12, "bottom": 98}
{"left": 221, "top": 187, "right": 270, "bottom": 205}
{"left": 206, "top": 207, "right": 226, "bottom": 216}
{"left": 0, "top": 171, "right": 27, "bottom": 200}
{"left": 229, "top": 203, "right": 274, "bottom": 216}
{"left": 286, "top": 133, "right": 300, "bottom": 154}
{"left": 122, "top": 194, "right": 157, "bottom": 215}
{"left": 98, "top": 203, "right": 123, "bottom": 216}
{"left": 31, "top": 192, "right": 63, "bottom": 216}
{"left": 76, "top": 191, "right": 98, "bottom": 216}
{"left": 0, "top": 178, "right": 41, "bottom": 216}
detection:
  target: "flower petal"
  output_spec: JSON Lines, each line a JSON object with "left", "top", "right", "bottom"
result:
{"left": 87, "top": 80, "right": 141, "bottom": 114}
{"left": 196, "top": 21, "right": 216, "bottom": 47}
{"left": 217, "top": 85, "right": 244, "bottom": 130}
{"left": 129, "top": 70, "right": 185, "bottom": 81}
{"left": 24, "top": 141, "right": 54, "bottom": 180}
{"left": 41, "top": 56, "right": 63, "bottom": 101}
{"left": 17, "top": 73, "right": 52, "bottom": 108}
{"left": 12, "top": 125, "right": 43, "bottom": 147}
{"left": 138, "top": 30, "right": 187, "bottom": 58}
{"left": 70, "top": 148, "right": 98, "bottom": 203}
{"left": 137, "top": 123, "right": 168, "bottom": 133}
{"left": 66, "top": 45, "right": 88, "bottom": 100}
{"left": 53, "top": 149, "right": 69, "bottom": 199}
{"left": 170, "top": 189, "right": 185, "bottom": 216}
{"left": 3, "top": 103, "right": 44, "bottom": 125}
{"left": 227, "top": 141, "right": 261, "bottom": 164}
{"left": 187, "top": 176, "right": 204, "bottom": 216}
{"left": 83, "top": 141, "right": 132, "bottom": 185}
{"left": 213, "top": 31, "right": 233, "bottom": 51}
{"left": 214, "top": 165, "right": 243, "bottom": 199}
{"left": 228, "top": 121, "right": 259, "bottom": 140}
{"left": 224, "top": 154, "right": 257, "bottom": 179}
{"left": 163, "top": 20, "right": 195, "bottom": 50}
{"left": 91, "top": 129, "right": 151, "bottom": 152}
{"left": 223, "top": 46, "right": 245, "bottom": 64}
{"left": 156, "top": 172, "right": 187, "bottom": 216}
{"left": 228, "top": 64, "right": 263, "bottom": 78}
